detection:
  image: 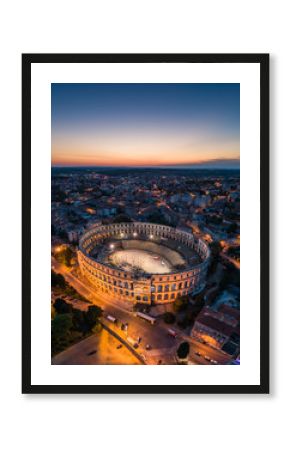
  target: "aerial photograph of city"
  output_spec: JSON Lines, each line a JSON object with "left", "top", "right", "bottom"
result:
{"left": 51, "top": 83, "right": 240, "bottom": 366}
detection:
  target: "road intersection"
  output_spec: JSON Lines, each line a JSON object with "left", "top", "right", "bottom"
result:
{"left": 52, "top": 257, "right": 231, "bottom": 365}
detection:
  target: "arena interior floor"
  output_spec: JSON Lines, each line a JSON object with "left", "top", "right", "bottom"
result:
{"left": 109, "top": 248, "right": 182, "bottom": 274}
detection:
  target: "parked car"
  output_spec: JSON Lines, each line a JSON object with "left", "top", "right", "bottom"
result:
{"left": 168, "top": 328, "right": 178, "bottom": 338}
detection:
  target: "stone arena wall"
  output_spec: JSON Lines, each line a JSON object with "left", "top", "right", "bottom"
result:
{"left": 78, "top": 222, "right": 210, "bottom": 305}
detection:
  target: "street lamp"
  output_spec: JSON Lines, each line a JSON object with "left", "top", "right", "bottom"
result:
{"left": 109, "top": 243, "right": 115, "bottom": 250}
{"left": 133, "top": 232, "right": 137, "bottom": 237}
{"left": 150, "top": 234, "right": 154, "bottom": 239}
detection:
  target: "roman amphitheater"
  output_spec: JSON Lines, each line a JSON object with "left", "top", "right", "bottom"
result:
{"left": 78, "top": 222, "right": 210, "bottom": 305}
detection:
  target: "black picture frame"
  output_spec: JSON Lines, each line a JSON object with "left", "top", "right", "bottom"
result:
{"left": 22, "top": 53, "right": 269, "bottom": 394}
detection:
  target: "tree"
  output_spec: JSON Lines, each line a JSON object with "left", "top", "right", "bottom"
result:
{"left": 208, "top": 241, "right": 222, "bottom": 273}
{"left": 51, "top": 314, "right": 73, "bottom": 353}
{"left": 210, "top": 241, "right": 222, "bottom": 259}
{"left": 176, "top": 310, "right": 196, "bottom": 329}
{"left": 54, "top": 246, "right": 74, "bottom": 266}
{"left": 51, "top": 313, "right": 73, "bottom": 339}
{"left": 192, "top": 291, "right": 205, "bottom": 306}
{"left": 113, "top": 214, "right": 132, "bottom": 223}
{"left": 219, "top": 264, "right": 240, "bottom": 290}
{"left": 186, "top": 310, "right": 196, "bottom": 323}
{"left": 177, "top": 341, "right": 190, "bottom": 360}
{"left": 54, "top": 298, "right": 72, "bottom": 314}
{"left": 85, "top": 305, "right": 103, "bottom": 330}
{"left": 163, "top": 312, "right": 176, "bottom": 324}
{"left": 51, "top": 305, "right": 56, "bottom": 319}
{"left": 92, "top": 322, "right": 103, "bottom": 333}
{"left": 58, "top": 230, "right": 67, "bottom": 240}
{"left": 173, "top": 296, "right": 188, "bottom": 313}
{"left": 72, "top": 308, "right": 87, "bottom": 333}
{"left": 51, "top": 270, "right": 66, "bottom": 289}
{"left": 147, "top": 212, "right": 170, "bottom": 226}
{"left": 228, "top": 223, "right": 238, "bottom": 234}
{"left": 61, "top": 247, "right": 74, "bottom": 266}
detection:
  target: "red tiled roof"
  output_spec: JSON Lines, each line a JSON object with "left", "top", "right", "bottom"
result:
{"left": 219, "top": 304, "right": 240, "bottom": 320}
{"left": 195, "top": 315, "right": 234, "bottom": 337}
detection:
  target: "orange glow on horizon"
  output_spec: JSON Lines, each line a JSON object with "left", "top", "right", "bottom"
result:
{"left": 51, "top": 83, "right": 240, "bottom": 168}
{"left": 52, "top": 147, "right": 240, "bottom": 167}
{"left": 51, "top": 129, "right": 239, "bottom": 167}
{"left": 52, "top": 158, "right": 240, "bottom": 167}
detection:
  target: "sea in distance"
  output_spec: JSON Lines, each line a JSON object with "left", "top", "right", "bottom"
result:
{"left": 52, "top": 166, "right": 240, "bottom": 178}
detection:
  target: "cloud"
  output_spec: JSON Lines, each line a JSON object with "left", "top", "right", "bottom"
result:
{"left": 149, "top": 158, "right": 240, "bottom": 169}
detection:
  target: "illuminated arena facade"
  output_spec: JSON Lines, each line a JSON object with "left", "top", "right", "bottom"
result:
{"left": 78, "top": 222, "right": 210, "bottom": 305}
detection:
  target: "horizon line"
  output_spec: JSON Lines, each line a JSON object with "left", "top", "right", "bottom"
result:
{"left": 51, "top": 157, "right": 240, "bottom": 170}
{"left": 52, "top": 165, "right": 240, "bottom": 170}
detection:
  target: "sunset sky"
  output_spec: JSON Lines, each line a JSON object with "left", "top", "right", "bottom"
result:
{"left": 51, "top": 83, "right": 240, "bottom": 168}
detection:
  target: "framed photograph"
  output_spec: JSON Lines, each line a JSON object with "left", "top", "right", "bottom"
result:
{"left": 22, "top": 53, "right": 269, "bottom": 394}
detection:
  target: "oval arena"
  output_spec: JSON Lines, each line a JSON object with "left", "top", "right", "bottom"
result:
{"left": 77, "top": 222, "right": 210, "bottom": 305}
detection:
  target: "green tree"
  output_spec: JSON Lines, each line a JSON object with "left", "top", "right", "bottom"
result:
{"left": 228, "top": 223, "right": 238, "bottom": 234}
{"left": 51, "top": 305, "right": 56, "bottom": 319}
{"left": 163, "top": 312, "right": 176, "bottom": 324}
{"left": 92, "top": 322, "right": 103, "bottom": 333}
{"left": 219, "top": 265, "right": 240, "bottom": 290}
{"left": 58, "top": 230, "right": 67, "bottom": 240}
{"left": 186, "top": 310, "right": 196, "bottom": 322}
{"left": 147, "top": 212, "right": 170, "bottom": 226}
{"left": 176, "top": 313, "right": 191, "bottom": 329}
{"left": 177, "top": 341, "right": 190, "bottom": 360}
{"left": 192, "top": 291, "right": 205, "bottom": 306}
{"left": 62, "top": 247, "right": 74, "bottom": 266}
{"left": 51, "top": 314, "right": 73, "bottom": 354}
{"left": 72, "top": 308, "right": 87, "bottom": 333}
{"left": 54, "top": 298, "right": 72, "bottom": 314}
{"left": 51, "top": 270, "right": 66, "bottom": 288}
{"left": 113, "top": 214, "right": 132, "bottom": 223}
{"left": 85, "top": 305, "right": 103, "bottom": 330}
{"left": 210, "top": 241, "right": 222, "bottom": 259}
{"left": 208, "top": 241, "right": 222, "bottom": 273}
{"left": 173, "top": 296, "right": 188, "bottom": 313}
{"left": 54, "top": 246, "right": 74, "bottom": 267}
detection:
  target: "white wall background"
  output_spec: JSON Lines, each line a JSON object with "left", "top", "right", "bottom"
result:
{"left": 0, "top": 1, "right": 286, "bottom": 449}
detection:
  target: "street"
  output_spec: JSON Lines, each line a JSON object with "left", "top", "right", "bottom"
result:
{"left": 52, "top": 257, "right": 231, "bottom": 365}
{"left": 52, "top": 329, "right": 141, "bottom": 365}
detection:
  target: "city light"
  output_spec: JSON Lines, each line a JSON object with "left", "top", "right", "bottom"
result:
{"left": 51, "top": 83, "right": 240, "bottom": 367}
{"left": 86, "top": 207, "right": 96, "bottom": 214}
